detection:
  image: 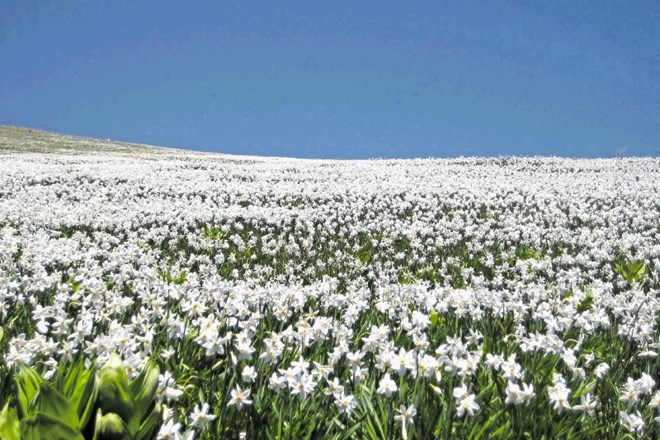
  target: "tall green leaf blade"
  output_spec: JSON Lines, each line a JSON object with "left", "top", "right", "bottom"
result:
{"left": 29, "top": 382, "right": 79, "bottom": 430}
{"left": 128, "top": 360, "right": 160, "bottom": 426}
{"left": 15, "top": 366, "right": 44, "bottom": 418}
{"left": 0, "top": 402, "right": 20, "bottom": 440}
{"left": 429, "top": 310, "right": 439, "bottom": 328}
{"left": 135, "top": 402, "right": 162, "bottom": 440}
{"left": 356, "top": 387, "right": 386, "bottom": 439}
{"left": 53, "top": 364, "right": 67, "bottom": 397}
{"left": 77, "top": 370, "right": 98, "bottom": 430}
{"left": 61, "top": 357, "right": 85, "bottom": 398}
{"left": 19, "top": 413, "right": 84, "bottom": 440}
{"left": 471, "top": 410, "right": 502, "bottom": 440}
{"left": 576, "top": 292, "right": 594, "bottom": 313}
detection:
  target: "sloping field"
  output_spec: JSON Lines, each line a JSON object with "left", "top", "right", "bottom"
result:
{"left": 1, "top": 128, "right": 659, "bottom": 439}
{"left": 0, "top": 126, "right": 163, "bottom": 155}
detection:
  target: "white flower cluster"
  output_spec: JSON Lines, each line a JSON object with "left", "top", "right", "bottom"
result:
{"left": 1, "top": 150, "right": 659, "bottom": 436}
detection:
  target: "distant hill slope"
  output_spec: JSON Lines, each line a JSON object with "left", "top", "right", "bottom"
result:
{"left": 0, "top": 126, "right": 180, "bottom": 155}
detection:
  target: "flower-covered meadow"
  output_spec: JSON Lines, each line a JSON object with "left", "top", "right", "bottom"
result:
{"left": 1, "top": 136, "right": 659, "bottom": 438}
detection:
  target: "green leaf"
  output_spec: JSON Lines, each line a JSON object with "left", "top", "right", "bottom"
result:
{"left": 76, "top": 369, "right": 98, "bottom": 430}
{"left": 15, "top": 366, "right": 44, "bottom": 418}
{"left": 518, "top": 247, "right": 541, "bottom": 260}
{"left": 61, "top": 357, "right": 85, "bottom": 398}
{"left": 97, "top": 354, "right": 136, "bottom": 434}
{"left": 355, "top": 247, "right": 371, "bottom": 265}
{"left": 489, "top": 420, "right": 511, "bottom": 438}
{"left": 128, "top": 360, "right": 160, "bottom": 429}
{"left": 615, "top": 259, "right": 648, "bottom": 285}
{"left": 172, "top": 271, "right": 187, "bottom": 285}
{"left": 19, "top": 413, "right": 84, "bottom": 440}
{"left": 52, "top": 357, "right": 98, "bottom": 429}
{"left": 398, "top": 271, "right": 414, "bottom": 284}
{"left": 155, "top": 267, "right": 170, "bottom": 283}
{"left": 356, "top": 387, "right": 386, "bottom": 439}
{"left": 202, "top": 225, "right": 225, "bottom": 240}
{"left": 573, "top": 380, "right": 597, "bottom": 400}
{"left": 338, "top": 418, "right": 362, "bottom": 439}
{"left": 92, "top": 410, "right": 132, "bottom": 440}
{"left": 53, "top": 362, "right": 68, "bottom": 395}
{"left": 429, "top": 310, "right": 439, "bottom": 329}
{"left": 576, "top": 292, "right": 594, "bottom": 313}
{"left": 0, "top": 402, "right": 20, "bottom": 440}
{"left": 29, "top": 382, "right": 79, "bottom": 430}
{"left": 135, "top": 402, "right": 162, "bottom": 440}
{"left": 417, "top": 265, "right": 439, "bottom": 283}
{"left": 471, "top": 410, "right": 502, "bottom": 440}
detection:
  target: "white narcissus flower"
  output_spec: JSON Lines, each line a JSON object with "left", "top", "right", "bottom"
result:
{"left": 573, "top": 393, "right": 597, "bottom": 419}
{"left": 346, "top": 350, "right": 364, "bottom": 369}
{"left": 268, "top": 372, "right": 287, "bottom": 393}
{"left": 160, "top": 347, "right": 176, "bottom": 360}
{"left": 394, "top": 404, "right": 417, "bottom": 440}
{"left": 352, "top": 365, "right": 368, "bottom": 384}
{"left": 619, "top": 378, "right": 640, "bottom": 408}
{"left": 235, "top": 340, "right": 256, "bottom": 361}
{"left": 648, "top": 390, "right": 660, "bottom": 409}
{"left": 505, "top": 382, "right": 523, "bottom": 405}
{"left": 636, "top": 373, "right": 656, "bottom": 395}
{"left": 548, "top": 383, "right": 571, "bottom": 413}
{"left": 392, "top": 347, "right": 416, "bottom": 377}
{"left": 484, "top": 353, "right": 503, "bottom": 371}
{"left": 521, "top": 382, "right": 536, "bottom": 405}
{"left": 500, "top": 357, "right": 522, "bottom": 382}
{"left": 228, "top": 385, "right": 252, "bottom": 410}
{"left": 417, "top": 354, "right": 438, "bottom": 379}
{"left": 290, "top": 356, "right": 310, "bottom": 376}
{"left": 325, "top": 377, "right": 344, "bottom": 399}
{"left": 453, "top": 383, "right": 469, "bottom": 400}
{"left": 377, "top": 373, "right": 398, "bottom": 398}
{"left": 457, "top": 354, "right": 479, "bottom": 377}
{"left": 242, "top": 365, "right": 257, "bottom": 383}
{"left": 594, "top": 362, "right": 610, "bottom": 379}
{"left": 189, "top": 403, "right": 217, "bottom": 429}
{"left": 456, "top": 393, "right": 480, "bottom": 417}
{"left": 157, "top": 419, "right": 182, "bottom": 440}
{"left": 289, "top": 374, "right": 316, "bottom": 399}
{"left": 620, "top": 411, "right": 644, "bottom": 433}
{"left": 394, "top": 404, "right": 416, "bottom": 425}
{"left": 334, "top": 393, "right": 357, "bottom": 415}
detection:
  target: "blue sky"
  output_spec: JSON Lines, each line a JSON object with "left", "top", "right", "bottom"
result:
{"left": 1, "top": 1, "right": 658, "bottom": 158}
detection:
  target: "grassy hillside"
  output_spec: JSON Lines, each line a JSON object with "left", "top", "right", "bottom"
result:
{"left": 0, "top": 126, "right": 171, "bottom": 155}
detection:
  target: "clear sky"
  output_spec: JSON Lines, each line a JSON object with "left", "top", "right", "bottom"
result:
{"left": 1, "top": 1, "right": 658, "bottom": 159}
